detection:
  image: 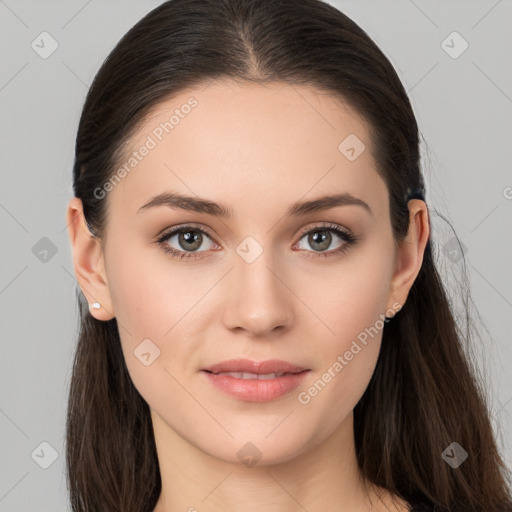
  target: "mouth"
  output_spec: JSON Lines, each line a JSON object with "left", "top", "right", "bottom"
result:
{"left": 202, "top": 370, "right": 307, "bottom": 380}
{"left": 201, "top": 366, "right": 310, "bottom": 402}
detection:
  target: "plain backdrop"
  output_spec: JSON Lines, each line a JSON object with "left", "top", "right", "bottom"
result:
{"left": 0, "top": 1, "right": 511, "bottom": 510}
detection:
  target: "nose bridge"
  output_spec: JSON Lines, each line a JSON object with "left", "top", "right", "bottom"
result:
{"left": 222, "top": 237, "right": 294, "bottom": 334}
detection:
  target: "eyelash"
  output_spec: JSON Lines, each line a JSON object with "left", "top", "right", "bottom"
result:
{"left": 155, "top": 222, "right": 360, "bottom": 261}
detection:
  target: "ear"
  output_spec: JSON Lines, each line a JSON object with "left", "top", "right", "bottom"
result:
{"left": 66, "top": 197, "right": 115, "bottom": 321}
{"left": 385, "top": 199, "right": 430, "bottom": 314}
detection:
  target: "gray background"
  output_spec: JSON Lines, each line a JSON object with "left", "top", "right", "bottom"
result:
{"left": 0, "top": 0, "right": 511, "bottom": 510}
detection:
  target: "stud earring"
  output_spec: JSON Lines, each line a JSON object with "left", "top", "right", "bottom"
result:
{"left": 90, "top": 302, "right": 101, "bottom": 310}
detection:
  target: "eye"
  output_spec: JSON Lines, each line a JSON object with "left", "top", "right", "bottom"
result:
{"left": 293, "top": 223, "right": 359, "bottom": 259}
{"left": 156, "top": 224, "right": 218, "bottom": 260}
{"left": 155, "top": 222, "right": 360, "bottom": 261}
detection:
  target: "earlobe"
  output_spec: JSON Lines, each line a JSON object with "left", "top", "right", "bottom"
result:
{"left": 66, "top": 197, "right": 115, "bottom": 321}
{"left": 386, "top": 199, "right": 430, "bottom": 312}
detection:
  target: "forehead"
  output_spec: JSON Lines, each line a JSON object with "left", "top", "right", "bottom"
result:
{"left": 106, "top": 80, "right": 387, "bottom": 222}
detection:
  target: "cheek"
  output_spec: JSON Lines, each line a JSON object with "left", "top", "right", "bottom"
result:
{"left": 107, "top": 240, "right": 201, "bottom": 339}
{"left": 314, "top": 247, "right": 393, "bottom": 349}
{"left": 318, "top": 285, "right": 385, "bottom": 393}
{"left": 105, "top": 246, "right": 207, "bottom": 405}
{"left": 298, "top": 305, "right": 384, "bottom": 437}
{"left": 298, "top": 246, "right": 393, "bottom": 420}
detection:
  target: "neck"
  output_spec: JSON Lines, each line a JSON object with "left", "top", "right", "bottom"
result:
{"left": 150, "top": 410, "right": 409, "bottom": 512}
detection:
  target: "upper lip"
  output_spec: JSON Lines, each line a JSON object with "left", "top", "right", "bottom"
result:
{"left": 202, "top": 358, "right": 309, "bottom": 375}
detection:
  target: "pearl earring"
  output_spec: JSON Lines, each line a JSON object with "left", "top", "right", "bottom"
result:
{"left": 90, "top": 302, "right": 101, "bottom": 310}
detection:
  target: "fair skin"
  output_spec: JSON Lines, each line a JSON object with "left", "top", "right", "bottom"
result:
{"left": 67, "top": 80, "right": 429, "bottom": 511}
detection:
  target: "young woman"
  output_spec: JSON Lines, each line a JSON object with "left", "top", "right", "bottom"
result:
{"left": 65, "top": 1, "right": 512, "bottom": 511}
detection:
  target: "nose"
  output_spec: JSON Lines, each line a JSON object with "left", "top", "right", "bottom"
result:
{"left": 221, "top": 247, "right": 295, "bottom": 337}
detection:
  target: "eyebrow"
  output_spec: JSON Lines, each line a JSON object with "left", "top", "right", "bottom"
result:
{"left": 137, "top": 191, "right": 373, "bottom": 218}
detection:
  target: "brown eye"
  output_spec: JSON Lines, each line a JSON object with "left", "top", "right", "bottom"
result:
{"left": 174, "top": 229, "right": 204, "bottom": 251}
{"left": 294, "top": 223, "right": 359, "bottom": 258}
{"left": 302, "top": 229, "right": 335, "bottom": 251}
{"left": 156, "top": 225, "right": 217, "bottom": 260}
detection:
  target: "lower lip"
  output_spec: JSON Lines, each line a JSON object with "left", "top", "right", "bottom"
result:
{"left": 201, "top": 370, "right": 310, "bottom": 402}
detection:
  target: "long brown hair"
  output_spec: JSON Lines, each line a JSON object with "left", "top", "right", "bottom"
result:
{"left": 66, "top": 1, "right": 512, "bottom": 510}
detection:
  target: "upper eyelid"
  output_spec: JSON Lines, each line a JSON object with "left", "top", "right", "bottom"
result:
{"left": 158, "top": 223, "right": 216, "bottom": 242}
{"left": 297, "top": 223, "right": 351, "bottom": 238}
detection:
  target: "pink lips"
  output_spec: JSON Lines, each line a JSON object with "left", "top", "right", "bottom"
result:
{"left": 201, "top": 358, "right": 310, "bottom": 402}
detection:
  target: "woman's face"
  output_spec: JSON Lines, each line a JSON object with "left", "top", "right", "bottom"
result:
{"left": 93, "top": 80, "right": 409, "bottom": 465}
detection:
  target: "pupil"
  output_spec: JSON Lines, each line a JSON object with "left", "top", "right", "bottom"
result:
{"left": 181, "top": 230, "right": 201, "bottom": 250}
{"left": 310, "top": 230, "right": 330, "bottom": 251}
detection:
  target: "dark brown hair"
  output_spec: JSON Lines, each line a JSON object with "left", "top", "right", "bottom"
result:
{"left": 67, "top": 1, "right": 512, "bottom": 511}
